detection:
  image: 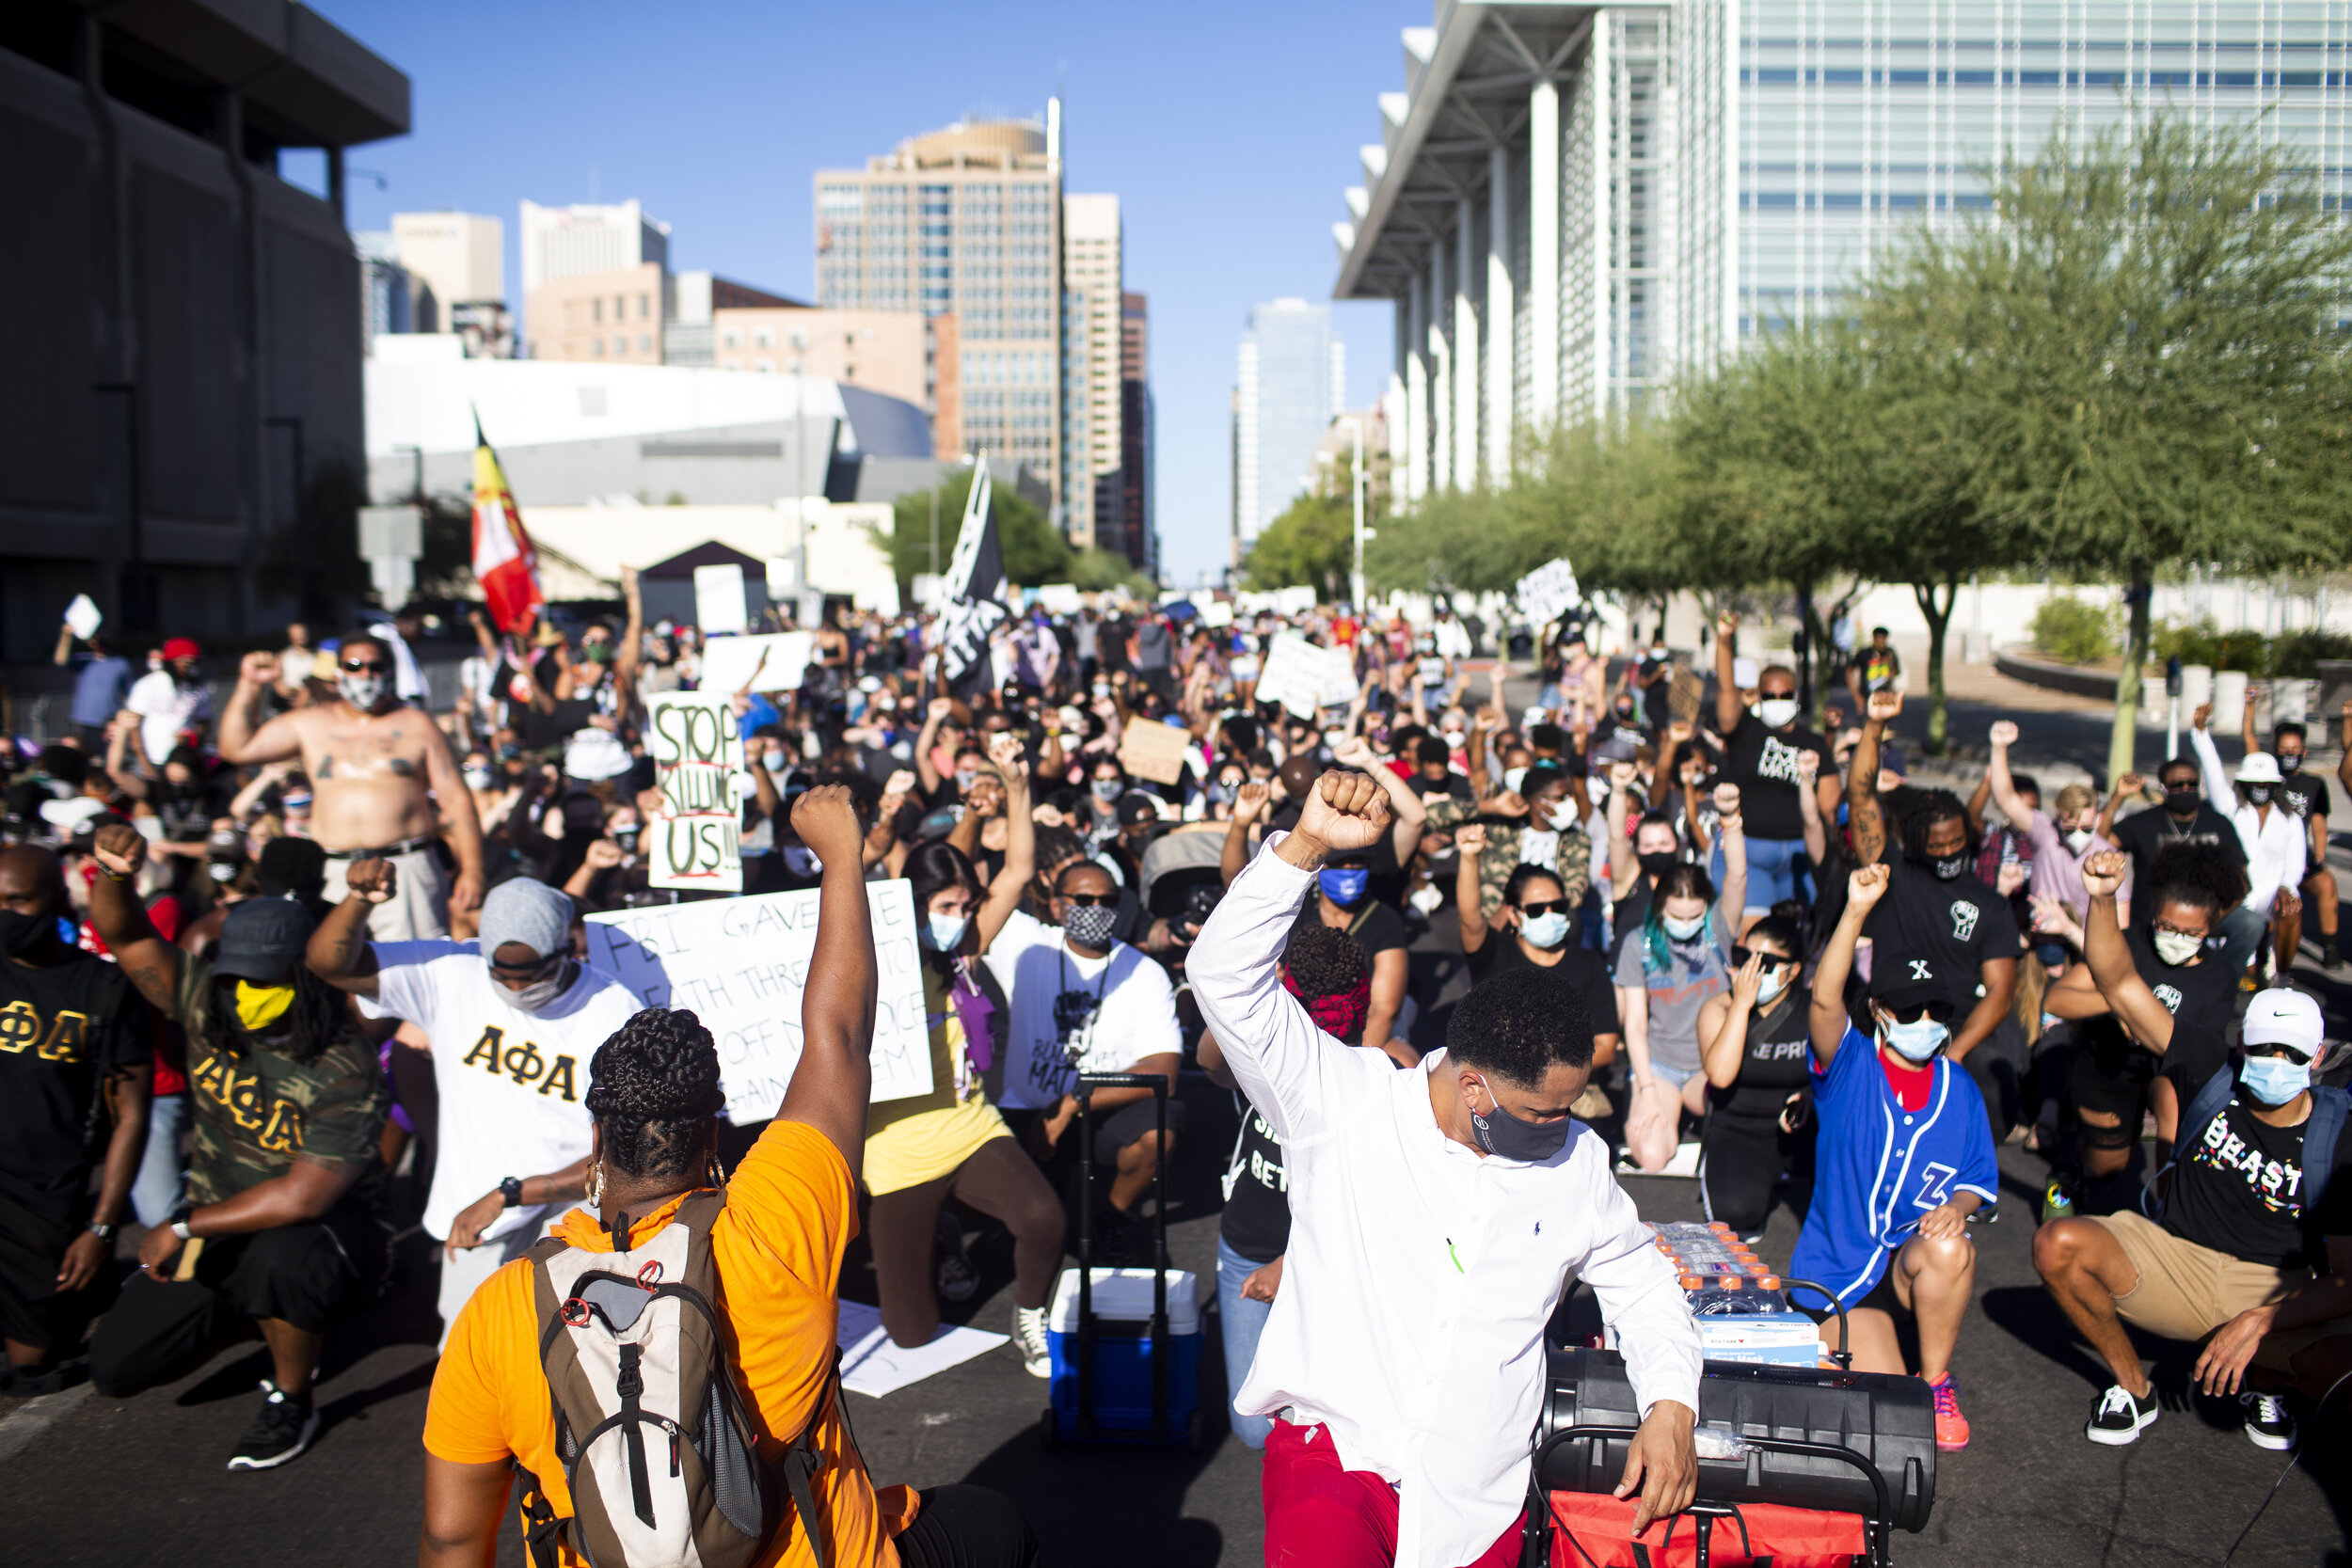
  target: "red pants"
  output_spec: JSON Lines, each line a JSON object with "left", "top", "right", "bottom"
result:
{"left": 1263, "top": 1419, "right": 1525, "bottom": 1568}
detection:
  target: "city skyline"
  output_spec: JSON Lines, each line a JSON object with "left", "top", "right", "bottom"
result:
{"left": 308, "top": 0, "right": 1400, "bottom": 588}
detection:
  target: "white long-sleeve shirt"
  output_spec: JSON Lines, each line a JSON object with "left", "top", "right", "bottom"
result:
{"left": 2190, "top": 728, "right": 2307, "bottom": 914}
{"left": 1190, "top": 834, "right": 1702, "bottom": 1568}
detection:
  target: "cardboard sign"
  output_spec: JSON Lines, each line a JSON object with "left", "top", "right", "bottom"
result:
{"left": 1516, "top": 559, "right": 1581, "bottom": 628}
{"left": 645, "top": 692, "right": 746, "bottom": 892}
{"left": 1118, "top": 717, "right": 1192, "bottom": 786}
{"left": 585, "top": 881, "right": 932, "bottom": 1119}
{"left": 698, "top": 632, "right": 812, "bottom": 698}
{"left": 693, "top": 563, "right": 750, "bottom": 635}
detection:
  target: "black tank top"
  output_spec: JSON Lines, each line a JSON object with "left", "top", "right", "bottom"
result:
{"left": 1712, "top": 984, "right": 1814, "bottom": 1117}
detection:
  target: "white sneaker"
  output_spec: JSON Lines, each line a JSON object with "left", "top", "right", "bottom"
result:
{"left": 1012, "top": 1305, "right": 1052, "bottom": 1379}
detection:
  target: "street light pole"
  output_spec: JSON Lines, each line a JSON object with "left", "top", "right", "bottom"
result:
{"left": 1340, "top": 416, "right": 1366, "bottom": 611}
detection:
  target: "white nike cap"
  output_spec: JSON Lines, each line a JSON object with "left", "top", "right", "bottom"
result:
{"left": 2243, "top": 988, "right": 2325, "bottom": 1057}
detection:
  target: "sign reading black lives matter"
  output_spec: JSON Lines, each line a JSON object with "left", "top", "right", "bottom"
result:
{"left": 646, "top": 691, "right": 747, "bottom": 893}
{"left": 585, "top": 881, "right": 933, "bottom": 1118}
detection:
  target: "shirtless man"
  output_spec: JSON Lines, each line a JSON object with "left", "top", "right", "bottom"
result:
{"left": 216, "top": 634, "right": 485, "bottom": 939}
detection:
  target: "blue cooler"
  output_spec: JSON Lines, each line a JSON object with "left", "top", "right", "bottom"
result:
{"left": 1045, "top": 1266, "right": 1202, "bottom": 1445}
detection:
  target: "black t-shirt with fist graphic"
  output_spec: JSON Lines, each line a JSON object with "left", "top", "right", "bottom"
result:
{"left": 1720, "top": 712, "right": 1832, "bottom": 842}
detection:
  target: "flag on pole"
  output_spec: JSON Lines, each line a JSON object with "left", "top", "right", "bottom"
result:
{"left": 936, "top": 456, "right": 1009, "bottom": 699}
{"left": 470, "top": 412, "right": 544, "bottom": 636}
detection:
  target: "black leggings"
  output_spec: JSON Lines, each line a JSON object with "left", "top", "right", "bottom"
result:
{"left": 894, "top": 1484, "right": 1039, "bottom": 1568}
{"left": 1701, "top": 1109, "right": 1804, "bottom": 1238}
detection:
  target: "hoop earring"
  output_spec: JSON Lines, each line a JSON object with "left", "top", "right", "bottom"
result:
{"left": 584, "top": 1159, "right": 605, "bottom": 1208}
{"left": 707, "top": 1149, "right": 729, "bottom": 1189}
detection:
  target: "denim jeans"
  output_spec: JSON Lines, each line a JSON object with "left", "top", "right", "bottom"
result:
{"left": 1710, "top": 833, "right": 1813, "bottom": 915}
{"left": 2217, "top": 904, "right": 2266, "bottom": 982}
{"left": 130, "top": 1093, "right": 186, "bottom": 1228}
{"left": 1216, "top": 1233, "right": 1277, "bottom": 1449}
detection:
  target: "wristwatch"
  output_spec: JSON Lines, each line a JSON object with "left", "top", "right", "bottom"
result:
{"left": 87, "top": 1221, "right": 115, "bottom": 1242}
{"left": 499, "top": 1176, "right": 525, "bottom": 1209}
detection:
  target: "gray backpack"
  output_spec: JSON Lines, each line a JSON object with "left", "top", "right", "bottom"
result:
{"left": 514, "top": 1193, "right": 834, "bottom": 1568}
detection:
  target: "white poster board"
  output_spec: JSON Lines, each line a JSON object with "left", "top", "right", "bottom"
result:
{"left": 1516, "top": 559, "right": 1581, "bottom": 628}
{"left": 646, "top": 691, "right": 746, "bottom": 893}
{"left": 693, "top": 563, "right": 750, "bottom": 635}
{"left": 1254, "top": 632, "right": 1361, "bottom": 717}
{"left": 1035, "top": 583, "right": 1083, "bottom": 614}
{"left": 585, "top": 881, "right": 932, "bottom": 1118}
{"left": 63, "top": 594, "right": 102, "bottom": 641}
{"left": 698, "top": 632, "right": 812, "bottom": 698}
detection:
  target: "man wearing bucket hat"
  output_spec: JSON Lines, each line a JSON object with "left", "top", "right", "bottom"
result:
{"left": 2188, "top": 702, "right": 2307, "bottom": 982}
{"left": 305, "top": 868, "right": 643, "bottom": 1346}
{"left": 82, "top": 822, "right": 389, "bottom": 1472}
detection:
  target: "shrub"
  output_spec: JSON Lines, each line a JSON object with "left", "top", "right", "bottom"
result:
{"left": 2031, "top": 596, "right": 2115, "bottom": 664}
{"left": 2269, "top": 628, "right": 2352, "bottom": 678}
{"left": 2153, "top": 617, "right": 2270, "bottom": 675}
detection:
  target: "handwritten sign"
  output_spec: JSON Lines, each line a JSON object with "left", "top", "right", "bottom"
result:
{"left": 1253, "top": 631, "right": 1359, "bottom": 718}
{"left": 646, "top": 691, "right": 746, "bottom": 892}
{"left": 698, "top": 632, "right": 812, "bottom": 698}
{"left": 585, "top": 882, "right": 932, "bottom": 1118}
{"left": 1117, "top": 717, "right": 1192, "bottom": 786}
{"left": 1516, "top": 559, "right": 1581, "bottom": 628}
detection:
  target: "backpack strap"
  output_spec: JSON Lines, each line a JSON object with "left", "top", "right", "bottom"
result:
{"left": 2302, "top": 1085, "right": 2346, "bottom": 1213}
{"left": 778, "top": 1356, "right": 839, "bottom": 1568}
{"left": 512, "top": 1461, "right": 565, "bottom": 1568}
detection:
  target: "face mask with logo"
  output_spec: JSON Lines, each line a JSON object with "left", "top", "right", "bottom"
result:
{"left": 781, "top": 845, "right": 822, "bottom": 879}
{"left": 922, "top": 912, "right": 969, "bottom": 952}
{"left": 1880, "top": 1013, "right": 1949, "bottom": 1061}
{"left": 1662, "top": 911, "right": 1708, "bottom": 942}
{"left": 1466, "top": 1072, "right": 1575, "bottom": 1162}
{"left": 338, "top": 671, "right": 387, "bottom": 710}
{"left": 2278, "top": 752, "right": 2303, "bottom": 775}
{"left": 2153, "top": 929, "right": 2203, "bottom": 967}
{"left": 1912, "top": 847, "right": 1969, "bottom": 880}
{"left": 1062, "top": 902, "right": 1119, "bottom": 949}
{"left": 1520, "top": 910, "right": 1571, "bottom": 949}
{"left": 2240, "top": 1053, "right": 2312, "bottom": 1106}
{"left": 1756, "top": 698, "right": 1799, "bottom": 729}
{"left": 2245, "top": 784, "right": 2273, "bottom": 807}
{"left": 1319, "top": 867, "right": 1371, "bottom": 906}
{"left": 1091, "top": 777, "right": 1123, "bottom": 801}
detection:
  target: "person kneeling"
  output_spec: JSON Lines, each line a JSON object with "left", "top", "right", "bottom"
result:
{"left": 1790, "top": 863, "right": 1997, "bottom": 1451}
{"left": 2032, "top": 849, "right": 2351, "bottom": 1453}
{"left": 83, "top": 825, "right": 390, "bottom": 1472}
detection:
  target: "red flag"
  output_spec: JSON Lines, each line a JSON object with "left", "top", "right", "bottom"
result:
{"left": 470, "top": 414, "right": 543, "bottom": 636}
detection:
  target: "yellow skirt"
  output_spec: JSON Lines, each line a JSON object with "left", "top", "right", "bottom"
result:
{"left": 862, "top": 1095, "right": 1012, "bottom": 1196}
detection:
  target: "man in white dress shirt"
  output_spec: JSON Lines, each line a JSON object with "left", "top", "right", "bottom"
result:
{"left": 1191, "top": 769, "right": 1700, "bottom": 1568}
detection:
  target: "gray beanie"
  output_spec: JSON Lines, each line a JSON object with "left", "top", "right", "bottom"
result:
{"left": 477, "top": 878, "right": 574, "bottom": 959}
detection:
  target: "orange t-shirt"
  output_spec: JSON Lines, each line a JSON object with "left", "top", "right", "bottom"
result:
{"left": 423, "top": 1118, "right": 920, "bottom": 1566}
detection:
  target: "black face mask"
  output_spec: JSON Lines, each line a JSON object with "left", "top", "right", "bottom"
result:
{"left": 1912, "top": 847, "right": 1969, "bottom": 881}
{"left": 1466, "top": 1073, "right": 1575, "bottom": 1162}
{"left": 1637, "top": 849, "right": 1679, "bottom": 880}
{"left": 0, "top": 908, "right": 58, "bottom": 958}
{"left": 2165, "top": 787, "right": 2201, "bottom": 816}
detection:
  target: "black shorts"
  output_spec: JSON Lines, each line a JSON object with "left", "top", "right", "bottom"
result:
{"left": 1089, "top": 1098, "right": 1188, "bottom": 1164}
{"left": 2070, "top": 1028, "right": 2159, "bottom": 1125}
{"left": 0, "top": 1190, "right": 84, "bottom": 1353}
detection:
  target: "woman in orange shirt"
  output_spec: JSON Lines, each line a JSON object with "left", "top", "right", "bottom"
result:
{"left": 418, "top": 786, "right": 1039, "bottom": 1568}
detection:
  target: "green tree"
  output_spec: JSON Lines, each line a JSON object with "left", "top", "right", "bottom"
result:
{"left": 1245, "top": 491, "right": 1356, "bottom": 599}
{"left": 887, "top": 473, "right": 1069, "bottom": 594}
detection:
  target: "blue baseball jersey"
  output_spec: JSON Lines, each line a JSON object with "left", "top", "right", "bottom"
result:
{"left": 1788, "top": 1025, "right": 1998, "bottom": 1309}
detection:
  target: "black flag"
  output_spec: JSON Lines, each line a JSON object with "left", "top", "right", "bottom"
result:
{"left": 936, "top": 459, "right": 1009, "bottom": 700}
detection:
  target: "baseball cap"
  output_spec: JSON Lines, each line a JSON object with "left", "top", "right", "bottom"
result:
{"left": 2242, "top": 988, "right": 2325, "bottom": 1061}
{"left": 1115, "top": 791, "right": 1163, "bottom": 828}
{"left": 212, "top": 897, "right": 316, "bottom": 983}
{"left": 2236, "top": 752, "right": 2283, "bottom": 785}
{"left": 161, "top": 637, "right": 200, "bottom": 661}
{"left": 1869, "top": 948, "right": 1955, "bottom": 1017}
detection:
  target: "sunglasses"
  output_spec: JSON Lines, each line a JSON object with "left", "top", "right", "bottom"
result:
{"left": 1516, "top": 899, "right": 1576, "bottom": 919}
{"left": 2245, "top": 1042, "right": 2317, "bottom": 1068}
{"left": 1730, "top": 946, "right": 1795, "bottom": 970}
{"left": 341, "top": 658, "right": 389, "bottom": 673}
{"left": 488, "top": 953, "right": 565, "bottom": 982}
{"left": 1879, "top": 1001, "right": 1953, "bottom": 1024}
{"left": 1059, "top": 893, "right": 1119, "bottom": 909}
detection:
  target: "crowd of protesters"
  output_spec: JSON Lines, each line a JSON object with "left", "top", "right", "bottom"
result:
{"left": 1, "top": 581, "right": 2348, "bottom": 1562}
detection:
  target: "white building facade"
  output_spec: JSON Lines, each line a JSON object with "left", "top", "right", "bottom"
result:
{"left": 1337, "top": 1, "right": 2352, "bottom": 502}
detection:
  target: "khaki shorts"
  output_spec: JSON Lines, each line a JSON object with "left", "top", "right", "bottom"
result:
{"left": 330, "top": 843, "right": 451, "bottom": 941}
{"left": 2092, "top": 1210, "right": 2352, "bottom": 1370}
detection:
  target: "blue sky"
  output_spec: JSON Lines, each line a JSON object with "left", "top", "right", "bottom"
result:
{"left": 314, "top": 0, "right": 1406, "bottom": 588}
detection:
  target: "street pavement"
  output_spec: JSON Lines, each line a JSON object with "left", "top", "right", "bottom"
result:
{"left": 5, "top": 675, "right": 2350, "bottom": 1566}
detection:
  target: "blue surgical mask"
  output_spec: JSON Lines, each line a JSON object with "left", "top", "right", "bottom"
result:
{"left": 1662, "top": 912, "right": 1708, "bottom": 942}
{"left": 2239, "top": 1053, "right": 2312, "bottom": 1107}
{"left": 1756, "top": 968, "right": 1788, "bottom": 1006}
{"left": 922, "top": 912, "right": 969, "bottom": 952}
{"left": 1319, "top": 867, "right": 1371, "bottom": 906}
{"left": 1091, "top": 777, "right": 1123, "bottom": 800}
{"left": 1881, "top": 1014, "right": 1949, "bottom": 1061}
{"left": 1519, "top": 911, "right": 1571, "bottom": 949}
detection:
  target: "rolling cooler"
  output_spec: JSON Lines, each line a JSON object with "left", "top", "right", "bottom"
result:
{"left": 1522, "top": 1280, "right": 1936, "bottom": 1568}
{"left": 1040, "top": 1073, "right": 1205, "bottom": 1450}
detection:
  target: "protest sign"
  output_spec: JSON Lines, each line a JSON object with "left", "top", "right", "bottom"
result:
{"left": 1117, "top": 716, "right": 1192, "bottom": 785}
{"left": 646, "top": 691, "right": 746, "bottom": 892}
{"left": 1515, "top": 559, "right": 1581, "bottom": 628}
{"left": 1254, "top": 632, "right": 1362, "bottom": 717}
{"left": 698, "top": 632, "right": 811, "bottom": 698}
{"left": 63, "top": 594, "right": 102, "bottom": 641}
{"left": 585, "top": 880, "right": 931, "bottom": 1119}
{"left": 693, "top": 563, "right": 750, "bottom": 634}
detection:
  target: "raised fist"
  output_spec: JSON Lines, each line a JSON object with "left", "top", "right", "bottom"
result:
{"left": 1712, "top": 782, "right": 1742, "bottom": 816}
{"left": 2116, "top": 772, "right": 2144, "bottom": 797}
{"left": 1988, "top": 720, "right": 2019, "bottom": 749}
{"left": 1610, "top": 761, "right": 1639, "bottom": 790}
{"left": 882, "top": 769, "right": 917, "bottom": 800}
{"left": 1233, "top": 781, "right": 1271, "bottom": 825}
{"left": 1848, "top": 862, "right": 1891, "bottom": 910}
{"left": 239, "top": 650, "right": 279, "bottom": 687}
{"left": 790, "top": 784, "right": 865, "bottom": 863}
{"left": 2080, "top": 848, "right": 2127, "bottom": 898}
{"left": 1454, "top": 823, "right": 1488, "bottom": 855}
{"left": 1716, "top": 612, "right": 1739, "bottom": 642}
{"left": 1866, "top": 690, "right": 1903, "bottom": 725}
{"left": 1295, "top": 770, "right": 1392, "bottom": 856}
{"left": 582, "top": 839, "right": 625, "bottom": 870}
{"left": 927, "top": 697, "right": 954, "bottom": 722}
{"left": 986, "top": 731, "right": 1025, "bottom": 772}
{"left": 343, "top": 857, "right": 397, "bottom": 904}
{"left": 92, "top": 822, "right": 148, "bottom": 879}
{"left": 1794, "top": 749, "right": 1820, "bottom": 785}
{"left": 2192, "top": 702, "right": 2212, "bottom": 732}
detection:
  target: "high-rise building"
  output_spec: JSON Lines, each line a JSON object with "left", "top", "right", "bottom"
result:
{"left": 1062, "top": 192, "right": 1123, "bottom": 548}
{"left": 519, "top": 198, "right": 670, "bottom": 350}
{"left": 1234, "top": 299, "right": 1343, "bottom": 546}
{"left": 390, "top": 211, "right": 502, "bottom": 325}
{"left": 526, "top": 263, "right": 671, "bottom": 366}
{"left": 1111, "top": 291, "right": 1155, "bottom": 573}
{"left": 1334, "top": 3, "right": 2352, "bottom": 503}
{"left": 814, "top": 108, "right": 1064, "bottom": 511}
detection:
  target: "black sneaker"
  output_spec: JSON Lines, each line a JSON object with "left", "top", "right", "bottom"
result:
{"left": 227, "top": 1381, "right": 319, "bottom": 1471}
{"left": 2086, "top": 1383, "right": 2160, "bottom": 1445}
{"left": 3, "top": 1362, "right": 75, "bottom": 1398}
{"left": 2240, "top": 1391, "right": 2297, "bottom": 1451}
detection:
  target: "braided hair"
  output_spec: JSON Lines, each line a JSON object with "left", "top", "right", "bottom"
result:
{"left": 200, "top": 966, "right": 354, "bottom": 1067}
{"left": 1895, "top": 787, "right": 1974, "bottom": 860}
{"left": 586, "top": 1008, "right": 726, "bottom": 1179}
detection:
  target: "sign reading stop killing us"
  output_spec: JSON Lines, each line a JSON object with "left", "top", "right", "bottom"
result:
{"left": 584, "top": 880, "right": 932, "bottom": 1117}
{"left": 647, "top": 691, "right": 747, "bottom": 892}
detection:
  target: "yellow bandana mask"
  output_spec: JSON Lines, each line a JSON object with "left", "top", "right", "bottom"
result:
{"left": 234, "top": 980, "right": 295, "bottom": 1031}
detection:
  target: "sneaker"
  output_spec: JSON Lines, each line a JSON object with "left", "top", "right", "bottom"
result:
{"left": 2042, "top": 1175, "right": 2077, "bottom": 1223}
{"left": 1012, "top": 1305, "right": 1052, "bottom": 1379}
{"left": 935, "top": 1209, "right": 977, "bottom": 1304}
{"left": 1926, "top": 1372, "right": 1969, "bottom": 1450}
{"left": 2240, "top": 1390, "right": 2297, "bottom": 1451}
{"left": 2323, "top": 938, "right": 2341, "bottom": 972}
{"left": 3, "top": 1362, "right": 73, "bottom": 1399}
{"left": 2085, "top": 1383, "right": 2160, "bottom": 1446}
{"left": 227, "top": 1380, "right": 319, "bottom": 1471}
